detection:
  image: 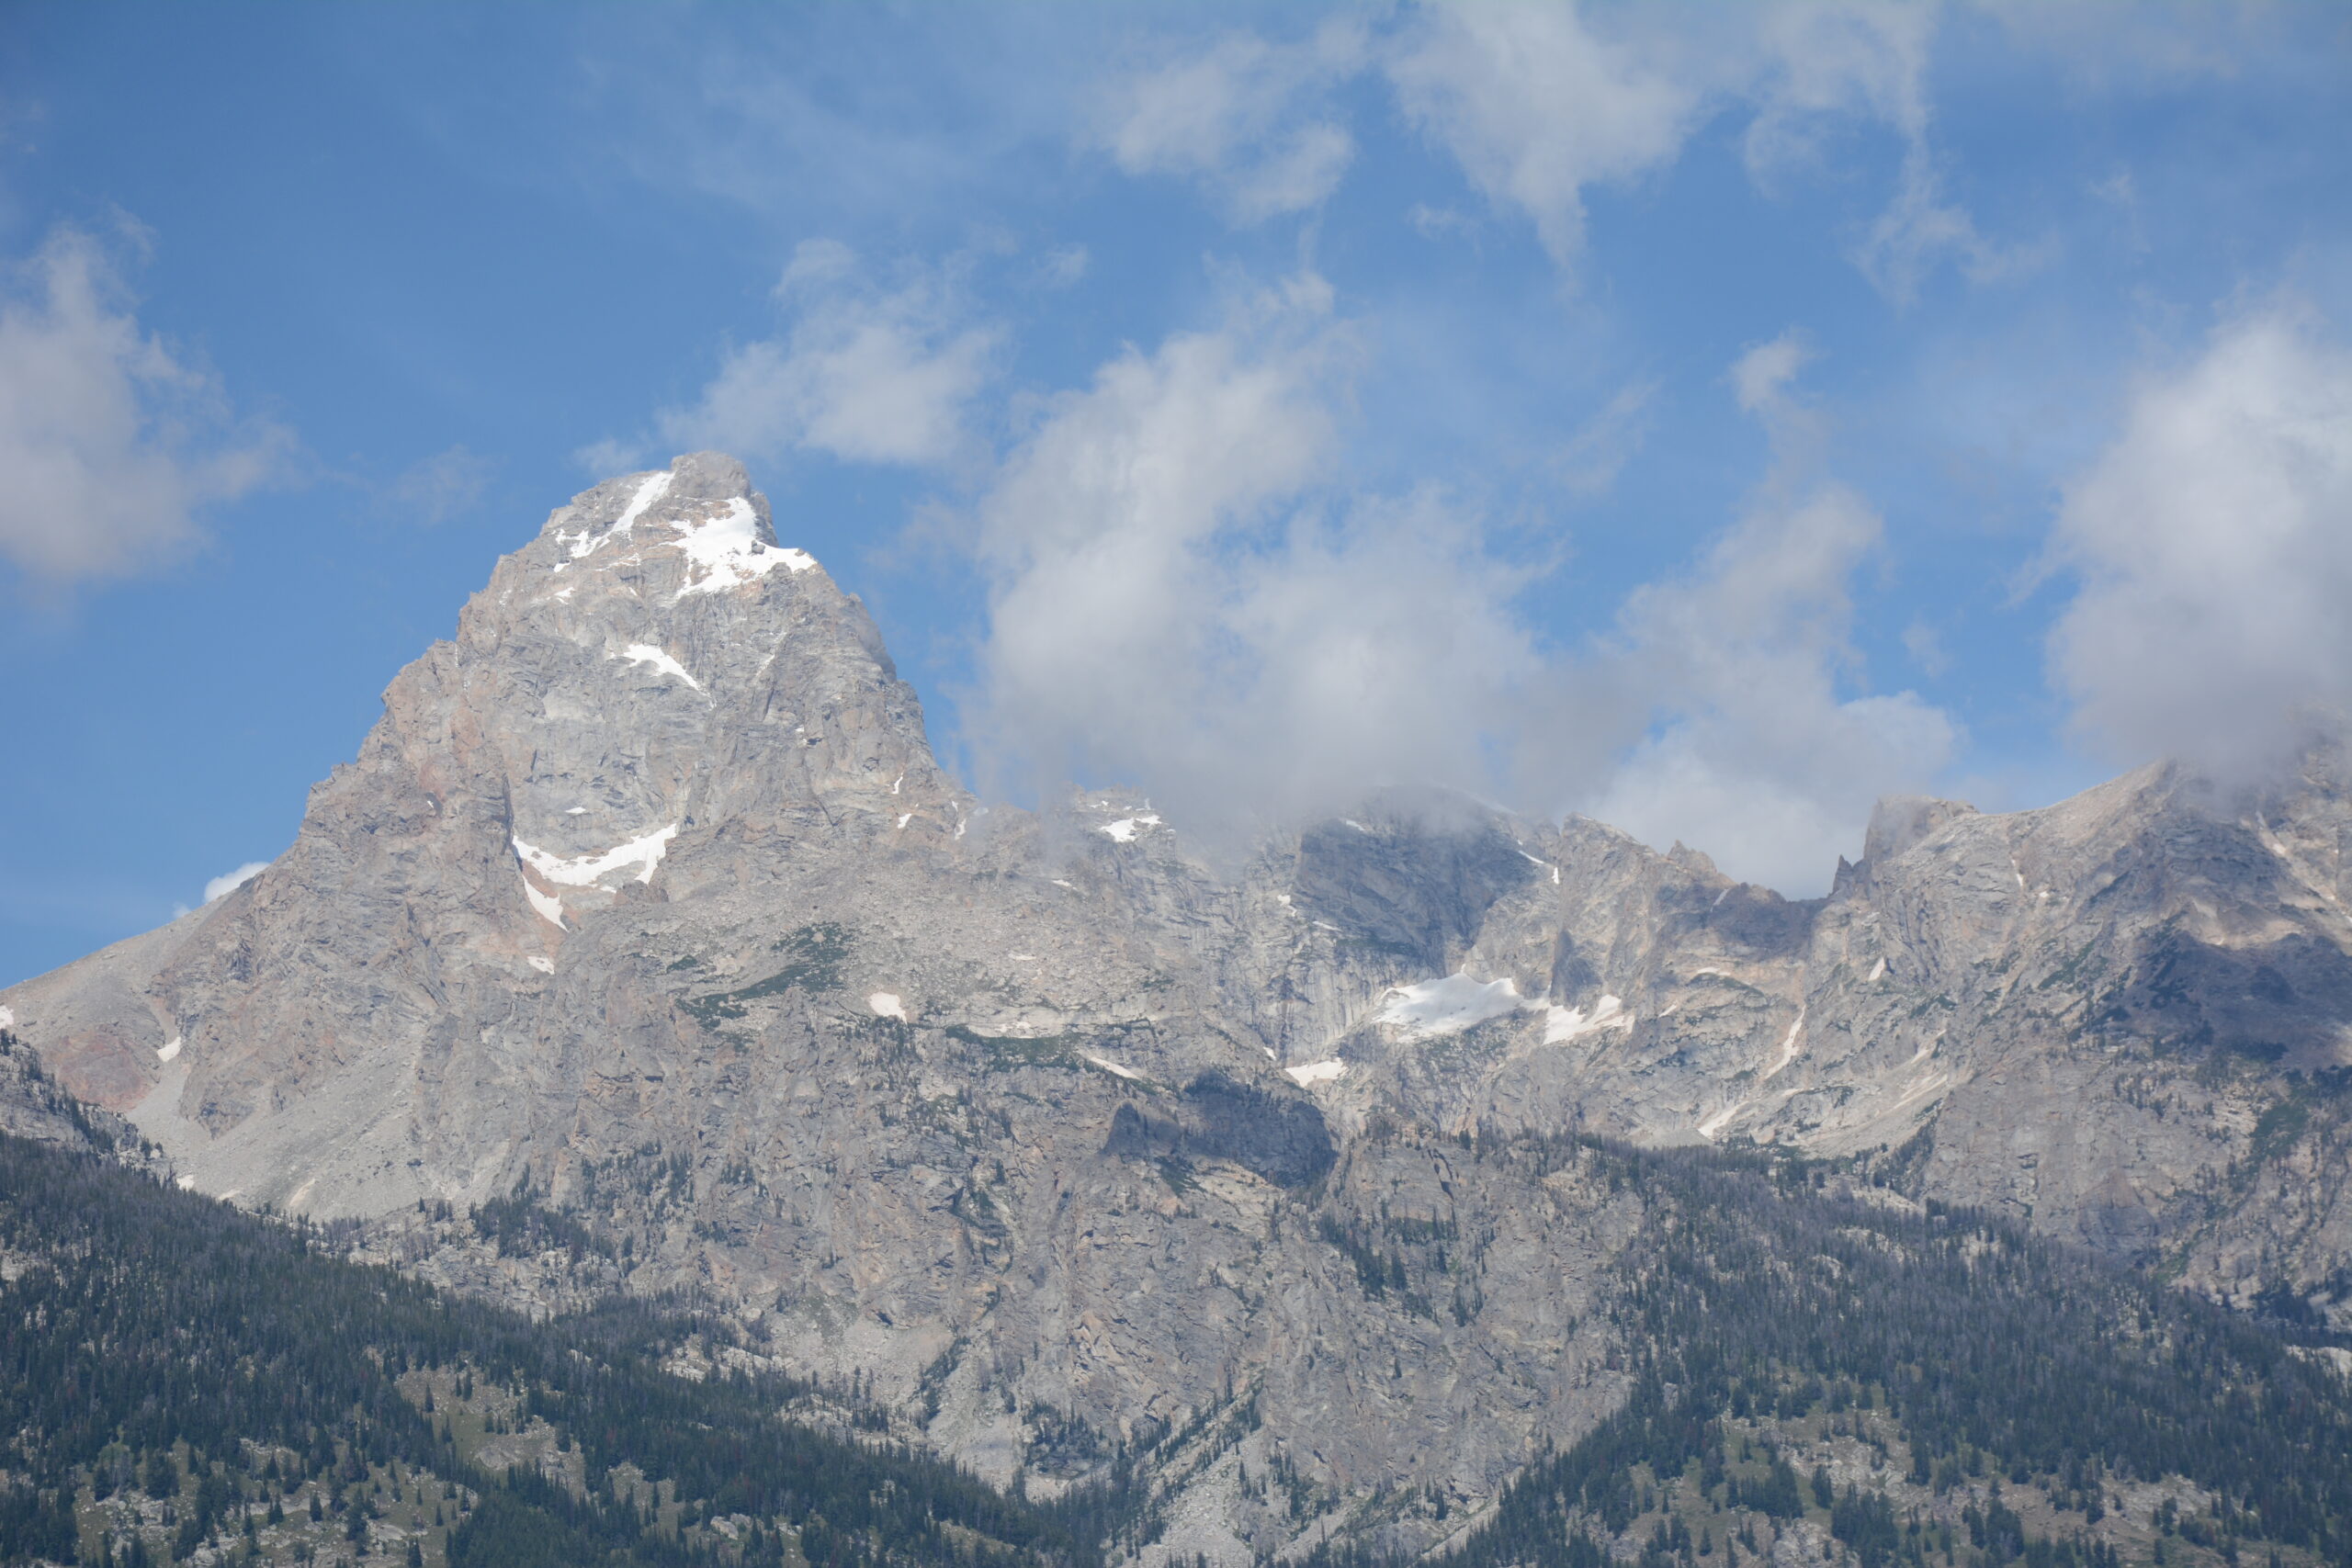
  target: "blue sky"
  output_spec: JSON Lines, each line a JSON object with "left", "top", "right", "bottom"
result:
{"left": 2, "top": 2, "right": 2349, "bottom": 985}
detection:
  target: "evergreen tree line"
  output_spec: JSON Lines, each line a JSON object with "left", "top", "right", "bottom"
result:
{"left": 0, "top": 1129, "right": 1091, "bottom": 1568}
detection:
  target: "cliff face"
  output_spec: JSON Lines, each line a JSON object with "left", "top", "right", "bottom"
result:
{"left": 1308, "top": 760, "right": 2352, "bottom": 1321}
{"left": 7, "top": 454, "right": 2349, "bottom": 1557}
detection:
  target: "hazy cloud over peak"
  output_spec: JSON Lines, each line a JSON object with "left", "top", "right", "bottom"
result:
{"left": 202, "top": 860, "right": 270, "bottom": 904}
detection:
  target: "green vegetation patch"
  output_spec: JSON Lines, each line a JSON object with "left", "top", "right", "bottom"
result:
{"left": 679, "top": 923, "right": 854, "bottom": 1029}
{"left": 946, "top": 1023, "right": 1085, "bottom": 1070}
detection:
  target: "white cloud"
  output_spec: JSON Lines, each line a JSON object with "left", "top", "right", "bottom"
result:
{"left": 0, "top": 226, "right": 286, "bottom": 584}
{"left": 2047, "top": 304, "right": 2352, "bottom": 783}
{"left": 1743, "top": 1, "right": 1937, "bottom": 180}
{"left": 1377, "top": 1, "right": 2020, "bottom": 299}
{"left": 202, "top": 861, "right": 270, "bottom": 904}
{"left": 653, "top": 241, "right": 999, "bottom": 468}
{"left": 1571, "top": 331, "right": 1956, "bottom": 894}
{"left": 1731, "top": 330, "right": 1815, "bottom": 415}
{"left": 967, "top": 275, "right": 1553, "bottom": 837}
{"left": 1385, "top": 5, "right": 1701, "bottom": 270}
{"left": 1095, "top": 23, "right": 1363, "bottom": 223}
{"left": 1587, "top": 484, "right": 1957, "bottom": 896}
{"left": 1464, "top": 328, "right": 1952, "bottom": 895}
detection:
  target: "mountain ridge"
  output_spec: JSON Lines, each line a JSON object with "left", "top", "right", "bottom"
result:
{"left": 6, "top": 452, "right": 2350, "bottom": 1560}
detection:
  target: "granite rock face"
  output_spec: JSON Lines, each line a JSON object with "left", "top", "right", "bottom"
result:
{"left": 7, "top": 454, "right": 2351, "bottom": 1556}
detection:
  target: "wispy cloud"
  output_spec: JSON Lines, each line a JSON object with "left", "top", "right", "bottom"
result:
{"left": 389, "top": 445, "right": 494, "bottom": 525}
{"left": 615, "top": 241, "right": 1001, "bottom": 473}
{"left": 1092, "top": 21, "right": 1366, "bottom": 223}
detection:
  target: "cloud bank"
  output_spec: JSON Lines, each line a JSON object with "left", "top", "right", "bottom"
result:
{"left": 960, "top": 295, "right": 1952, "bottom": 894}
{"left": 2048, "top": 305, "right": 2352, "bottom": 784}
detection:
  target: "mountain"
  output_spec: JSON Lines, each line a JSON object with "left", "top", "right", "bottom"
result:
{"left": 6, "top": 454, "right": 2349, "bottom": 1561}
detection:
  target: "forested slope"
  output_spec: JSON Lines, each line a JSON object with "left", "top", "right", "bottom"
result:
{"left": 0, "top": 1108, "right": 1088, "bottom": 1568}
{"left": 1306, "top": 1134, "right": 2352, "bottom": 1568}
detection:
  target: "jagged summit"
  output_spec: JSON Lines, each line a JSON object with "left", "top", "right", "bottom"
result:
{"left": 527, "top": 451, "right": 814, "bottom": 604}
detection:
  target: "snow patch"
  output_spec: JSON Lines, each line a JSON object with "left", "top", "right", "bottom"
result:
{"left": 1342, "top": 818, "right": 1371, "bottom": 833}
{"left": 1378, "top": 973, "right": 1524, "bottom": 1039}
{"left": 1697, "top": 1099, "right": 1751, "bottom": 1139}
{"left": 1887, "top": 1069, "right": 1951, "bottom": 1111}
{"left": 1284, "top": 1059, "right": 1348, "bottom": 1086}
{"left": 1084, "top": 1054, "right": 1144, "bottom": 1081}
{"left": 670, "top": 499, "right": 818, "bottom": 599}
{"left": 514, "top": 823, "right": 679, "bottom": 887}
{"left": 614, "top": 643, "right": 705, "bottom": 693}
{"left": 1543, "top": 994, "right": 1630, "bottom": 1044}
{"left": 891, "top": 773, "right": 904, "bottom": 795}
{"left": 568, "top": 470, "right": 671, "bottom": 561}
{"left": 897, "top": 813, "right": 913, "bottom": 829}
{"left": 527, "top": 956, "right": 555, "bottom": 975}
{"left": 565, "top": 806, "right": 591, "bottom": 816}
{"left": 1010, "top": 953, "right": 1039, "bottom": 963}
{"left": 1760, "top": 1006, "right": 1808, "bottom": 1079}
{"left": 521, "top": 877, "right": 567, "bottom": 929}
{"left": 0, "top": 1006, "right": 13, "bottom": 1030}
{"left": 1099, "top": 813, "right": 1162, "bottom": 843}
{"left": 157, "top": 1035, "right": 183, "bottom": 1063}
{"left": 868, "top": 993, "right": 908, "bottom": 1021}
{"left": 1867, "top": 956, "right": 1886, "bottom": 982}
